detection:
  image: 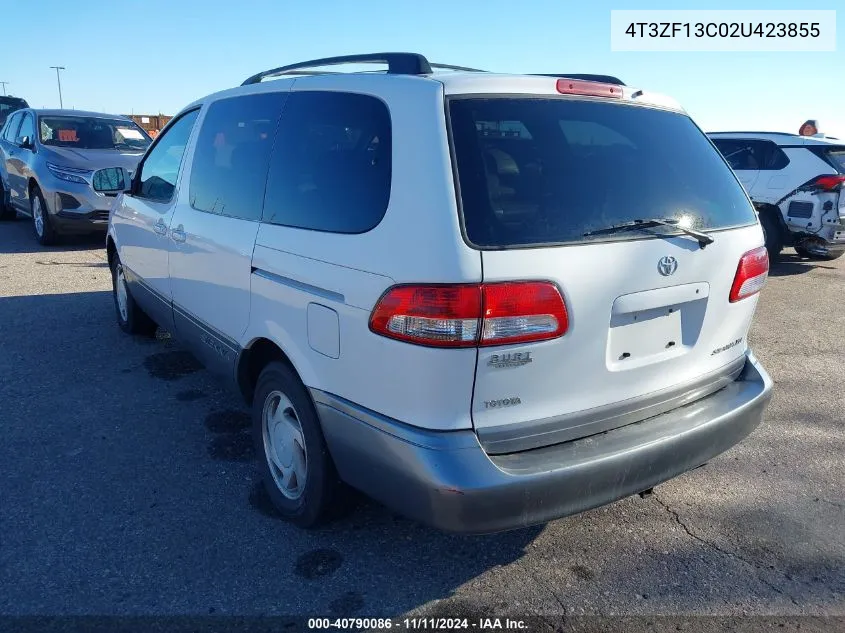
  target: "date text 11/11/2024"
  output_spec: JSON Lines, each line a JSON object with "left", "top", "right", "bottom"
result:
{"left": 307, "top": 617, "right": 529, "bottom": 630}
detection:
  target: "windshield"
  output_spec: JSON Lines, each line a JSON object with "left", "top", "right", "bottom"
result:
{"left": 38, "top": 116, "right": 151, "bottom": 151}
{"left": 448, "top": 98, "right": 757, "bottom": 248}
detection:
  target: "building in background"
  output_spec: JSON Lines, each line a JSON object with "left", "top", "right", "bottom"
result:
{"left": 124, "top": 114, "right": 172, "bottom": 138}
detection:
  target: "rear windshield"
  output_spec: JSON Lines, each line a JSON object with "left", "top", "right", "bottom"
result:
{"left": 821, "top": 147, "right": 845, "bottom": 172}
{"left": 448, "top": 98, "right": 756, "bottom": 248}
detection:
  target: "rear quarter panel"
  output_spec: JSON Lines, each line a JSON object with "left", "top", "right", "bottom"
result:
{"left": 241, "top": 75, "right": 482, "bottom": 430}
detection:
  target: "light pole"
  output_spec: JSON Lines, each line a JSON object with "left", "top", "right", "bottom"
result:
{"left": 0, "top": 81, "right": 8, "bottom": 96}
{"left": 49, "top": 66, "right": 65, "bottom": 108}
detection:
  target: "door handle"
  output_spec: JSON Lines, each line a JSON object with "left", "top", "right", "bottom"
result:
{"left": 153, "top": 218, "right": 168, "bottom": 235}
{"left": 170, "top": 224, "right": 186, "bottom": 243}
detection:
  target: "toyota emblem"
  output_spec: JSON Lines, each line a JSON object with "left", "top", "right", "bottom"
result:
{"left": 657, "top": 255, "right": 678, "bottom": 276}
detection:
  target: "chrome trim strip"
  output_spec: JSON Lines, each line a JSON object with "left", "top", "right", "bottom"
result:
{"left": 477, "top": 355, "right": 749, "bottom": 455}
{"left": 172, "top": 301, "right": 239, "bottom": 353}
{"left": 252, "top": 267, "right": 345, "bottom": 304}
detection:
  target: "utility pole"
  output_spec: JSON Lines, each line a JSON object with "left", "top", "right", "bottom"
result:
{"left": 0, "top": 81, "right": 8, "bottom": 96}
{"left": 49, "top": 66, "right": 66, "bottom": 108}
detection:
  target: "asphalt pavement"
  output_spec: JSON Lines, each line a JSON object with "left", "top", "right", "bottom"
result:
{"left": 0, "top": 215, "right": 843, "bottom": 624}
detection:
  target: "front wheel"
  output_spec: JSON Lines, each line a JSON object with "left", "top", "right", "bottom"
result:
{"left": 31, "top": 185, "right": 58, "bottom": 245}
{"left": 0, "top": 181, "right": 16, "bottom": 220}
{"left": 110, "top": 255, "right": 157, "bottom": 335}
{"left": 252, "top": 361, "right": 347, "bottom": 527}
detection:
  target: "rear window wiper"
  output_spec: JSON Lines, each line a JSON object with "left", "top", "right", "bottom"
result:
{"left": 583, "top": 218, "right": 714, "bottom": 248}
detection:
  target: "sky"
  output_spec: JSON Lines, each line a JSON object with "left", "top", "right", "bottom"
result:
{"left": 1, "top": 0, "right": 842, "bottom": 137}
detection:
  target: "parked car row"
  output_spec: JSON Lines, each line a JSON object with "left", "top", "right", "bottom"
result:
{"left": 0, "top": 109, "right": 151, "bottom": 243}
{"left": 2, "top": 54, "right": 777, "bottom": 534}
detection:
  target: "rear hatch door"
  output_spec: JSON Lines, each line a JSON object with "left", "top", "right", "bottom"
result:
{"left": 448, "top": 95, "right": 765, "bottom": 453}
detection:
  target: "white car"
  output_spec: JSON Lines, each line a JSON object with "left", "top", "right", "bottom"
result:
{"left": 709, "top": 131, "right": 845, "bottom": 260}
{"left": 106, "top": 53, "right": 773, "bottom": 533}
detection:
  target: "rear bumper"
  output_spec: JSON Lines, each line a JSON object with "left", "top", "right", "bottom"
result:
{"left": 314, "top": 351, "right": 773, "bottom": 534}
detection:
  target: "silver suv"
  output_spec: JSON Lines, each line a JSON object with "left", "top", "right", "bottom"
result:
{"left": 0, "top": 109, "right": 151, "bottom": 245}
{"left": 107, "top": 53, "right": 774, "bottom": 533}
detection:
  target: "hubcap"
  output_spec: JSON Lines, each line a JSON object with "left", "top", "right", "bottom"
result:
{"left": 33, "top": 197, "right": 43, "bottom": 237}
{"left": 262, "top": 391, "right": 307, "bottom": 500}
{"left": 115, "top": 265, "right": 129, "bottom": 322}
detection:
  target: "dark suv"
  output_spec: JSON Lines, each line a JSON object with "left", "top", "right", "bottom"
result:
{"left": 0, "top": 96, "right": 29, "bottom": 128}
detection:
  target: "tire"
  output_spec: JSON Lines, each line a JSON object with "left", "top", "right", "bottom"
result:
{"left": 110, "top": 254, "right": 157, "bottom": 335}
{"left": 795, "top": 245, "right": 845, "bottom": 261}
{"left": 0, "top": 181, "right": 16, "bottom": 221}
{"left": 252, "top": 361, "right": 346, "bottom": 527}
{"left": 30, "top": 185, "right": 58, "bottom": 245}
{"left": 759, "top": 212, "right": 783, "bottom": 260}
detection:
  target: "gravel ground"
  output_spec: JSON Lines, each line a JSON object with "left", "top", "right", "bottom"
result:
{"left": 0, "top": 216, "right": 842, "bottom": 626}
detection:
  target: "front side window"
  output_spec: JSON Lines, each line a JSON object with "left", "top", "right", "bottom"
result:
{"left": 16, "top": 113, "right": 35, "bottom": 144}
{"left": 38, "top": 116, "right": 151, "bottom": 151}
{"left": 262, "top": 91, "right": 392, "bottom": 234}
{"left": 449, "top": 98, "right": 756, "bottom": 248}
{"left": 2, "top": 112, "right": 22, "bottom": 142}
{"left": 189, "top": 93, "right": 285, "bottom": 221}
{"left": 137, "top": 109, "right": 200, "bottom": 203}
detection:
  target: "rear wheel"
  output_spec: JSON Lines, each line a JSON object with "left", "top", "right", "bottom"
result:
{"left": 795, "top": 244, "right": 845, "bottom": 261}
{"left": 110, "top": 254, "right": 157, "bottom": 335}
{"left": 31, "top": 185, "right": 58, "bottom": 245}
{"left": 252, "top": 361, "right": 346, "bottom": 527}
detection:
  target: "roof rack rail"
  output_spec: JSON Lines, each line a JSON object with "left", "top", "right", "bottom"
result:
{"left": 244, "top": 53, "right": 481, "bottom": 85}
{"left": 532, "top": 73, "right": 626, "bottom": 86}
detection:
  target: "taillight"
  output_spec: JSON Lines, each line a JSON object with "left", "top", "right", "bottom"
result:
{"left": 369, "top": 285, "right": 481, "bottom": 348}
{"left": 811, "top": 175, "right": 845, "bottom": 191}
{"left": 730, "top": 247, "right": 769, "bottom": 303}
{"left": 370, "top": 282, "right": 568, "bottom": 348}
{"left": 556, "top": 78, "right": 622, "bottom": 99}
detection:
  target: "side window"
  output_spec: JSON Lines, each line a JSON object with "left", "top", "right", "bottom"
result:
{"left": 263, "top": 91, "right": 392, "bottom": 234}
{"left": 754, "top": 141, "right": 789, "bottom": 170}
{"left": 713, "top": 139, "right": 759, "bottom": 170}
{"left": 189, "top": 92, "right": 285, "bottom": 221}
{"left": 137, "top": 109, "right": 200, "bottom": 203}
{"left": 3, "top": 113, "right": 21, "bottom": 141}
{"left": 16, "top": 113, "right": 35, "bottom": 144}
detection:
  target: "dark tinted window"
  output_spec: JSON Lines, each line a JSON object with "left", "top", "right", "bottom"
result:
{"left": 0, "top": 97, "right": 27, "bottom": 127}
{"left": 449, "top": 98, "right": 756, "bottom": 248}
{"left": 815, "top": 146, "right": 845, "bottom": 173}
{"left": 190, "top": 93, "right": 285, "bottom": 221}
{"left": 712, "top": 138, "right": 789, "bottom": 171}
{"left": 16, "top": 113, "right": 34, "bottom": 144}
{"left": 138, "top": 109, "right": 199, "bottom": 202}
{"left": 2, "top": 112, "right": 22, "bottom": 141}
{"left": 263, "top": 91, "right": 391, "bottom": 233}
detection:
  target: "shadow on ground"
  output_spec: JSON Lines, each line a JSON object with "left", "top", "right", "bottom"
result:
{"left": 768, "top": 252, "right": 838, "bottom": 277}
{"left": 0, "top": 214, "right": 105, "bottom": 254}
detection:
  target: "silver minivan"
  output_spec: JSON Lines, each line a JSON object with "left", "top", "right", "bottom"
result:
{"left": 0, "top": 109, "right": 151, "bottom": 245}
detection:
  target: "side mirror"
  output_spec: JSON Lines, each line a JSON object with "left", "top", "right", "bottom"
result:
{"left": 17, "top": 136, "right": 33, "bottom": 150}
{"left": 93, "top": 167, "right": 132, "bottom": 194}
